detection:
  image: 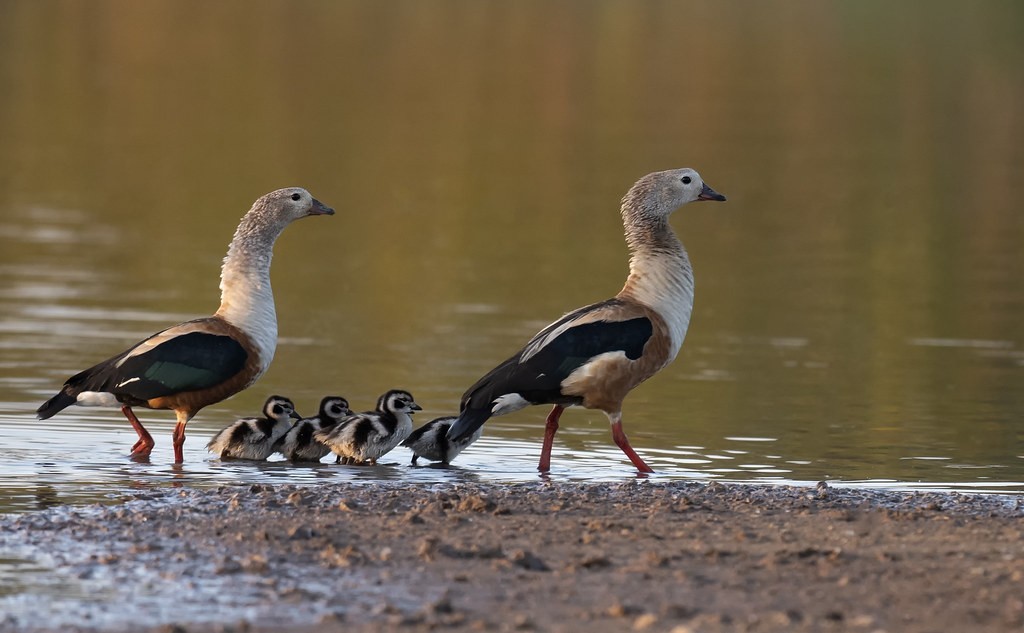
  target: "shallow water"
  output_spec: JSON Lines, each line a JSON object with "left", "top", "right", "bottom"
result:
{"left": 1, "top": 0, "right": 1024, "bottom": 516}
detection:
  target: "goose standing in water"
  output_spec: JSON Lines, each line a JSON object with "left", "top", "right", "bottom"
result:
{"left": 316, "top": 389, "right": 421, "bottom": 465}
{"left": 206, "top": 395, "right": 301, "bottom": 460}
{"left": 36, "top": 188, "right": 334, "bottom": 463}
{"left": 277, "top": 396, "right": 352, "bottom": 462}
{"left": 402, "top": 416, "right": 481, "bottom": 465}
{"left": 447, "top": 169, "right": 725, "bottom": 473}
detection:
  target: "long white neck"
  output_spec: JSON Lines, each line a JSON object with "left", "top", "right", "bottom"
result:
{"left": 214, "top": 213, "right": 282, "bottom": 369}
{"left": 617, "top": 217, "right": 695, "bottom": 361}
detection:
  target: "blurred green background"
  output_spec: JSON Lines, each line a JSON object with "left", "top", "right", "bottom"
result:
{"left": 0, "top": 1, "right": 1022, "bottom": 502}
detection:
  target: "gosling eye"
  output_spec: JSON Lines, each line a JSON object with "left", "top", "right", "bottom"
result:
{"left": 681, "top": 176, "right": 692, "bottom": 185}
{"left": 291, "top": 192, "right": 301, "bottom": 201}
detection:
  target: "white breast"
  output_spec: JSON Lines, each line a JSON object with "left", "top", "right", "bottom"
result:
{"left": 216, "top": 261, "right": 278, "bottom": 374}
{"left": 625, "top": 255, "right": 694, "bottom": 362}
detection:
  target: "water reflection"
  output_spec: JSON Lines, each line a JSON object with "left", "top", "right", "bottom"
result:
{"left": 1, "top": 0, "right": 1023, "bottom": 513}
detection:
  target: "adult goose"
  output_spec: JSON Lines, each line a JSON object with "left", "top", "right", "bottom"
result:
{"left": 36, "top": 188, "right": 334, "bottom": 463}
{"left": 447, "top": 169, "right": 725, "bottom": 473}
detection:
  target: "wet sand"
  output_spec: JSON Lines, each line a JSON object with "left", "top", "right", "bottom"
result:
{"left": 1, "top": 481, "right": 1022, "bottom": 633}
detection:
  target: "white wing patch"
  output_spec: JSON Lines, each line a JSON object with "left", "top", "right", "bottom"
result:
{"left": 520, "top": 305, "right": 614, "bottom": 362}
{"left": 519, "top": 303, "right": 644, "bottom": 365}
{"left": 75, "top": 391, "right": 119, "bottom": 407}
{"left": 519, "top": 311, "right": 593, "bottom": 364}
{"left": 491, "top": 393, "right": 530, "bottom": 416}
{"left": 114, "top": 323, "right": 211, "bottom": 368}
{"left": 116, "top": 377, "right": 141, "bottom": 388}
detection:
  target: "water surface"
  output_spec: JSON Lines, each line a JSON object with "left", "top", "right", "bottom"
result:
{"left": 1, "top": 1, "right": 1023, "bottom": 514}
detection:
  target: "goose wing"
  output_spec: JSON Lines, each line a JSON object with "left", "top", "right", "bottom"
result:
{"left": 66, "top": 319, "right": 248, "bottom": 402}
{"left": 449, "top": 299, "right": 653, "bottom": 440}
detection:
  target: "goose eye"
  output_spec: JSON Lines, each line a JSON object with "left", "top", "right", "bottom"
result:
{"left": 290, "top": 193, "right": 301, "bottom": 201}
{"left": 681, "top": 176, "right": 692, "bottom": 185}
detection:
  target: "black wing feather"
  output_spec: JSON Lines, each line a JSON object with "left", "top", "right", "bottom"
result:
{"left": 110, "top": 332, "right": 247, "bottom": 400}
{"left": 448, "top": 299, "right": 653, "bottom": 441}
{"left": 64, "top": 330, "right": 247, "bottom": 402}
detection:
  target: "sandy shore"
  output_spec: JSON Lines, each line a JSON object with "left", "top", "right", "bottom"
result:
{"left": 1, "top": 481, "right": 1022, "bottom": 633}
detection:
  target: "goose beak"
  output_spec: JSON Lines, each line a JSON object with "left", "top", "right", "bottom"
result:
{"left": 310, "top": 198, "right": 335, "bottom": 215}
{"left": 697, "top": 183, "right": 726, "bottom": 202}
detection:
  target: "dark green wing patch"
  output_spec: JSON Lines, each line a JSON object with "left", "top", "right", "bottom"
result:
{"left": 112, "top": 332, "right": 248, "bottom": 399}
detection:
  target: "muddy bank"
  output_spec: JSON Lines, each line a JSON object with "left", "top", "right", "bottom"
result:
{"left": 1, "top": 481, "right": 1022, "bottom": 633}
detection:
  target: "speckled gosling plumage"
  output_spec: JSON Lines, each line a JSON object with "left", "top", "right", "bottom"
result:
{"left": 315, "top": 390, "right": 421, "bottom": 465}
{"left": 402, "top": 416, "right": 482, "bottom": 465}
{"left": 206, "top": 395, "right": 300, "bottom": 460}
{"left": 276, "top": 396, "right": 352, "bottom": 462}
{"left": 35, "top": 188, "right": 334, "bottom": 463}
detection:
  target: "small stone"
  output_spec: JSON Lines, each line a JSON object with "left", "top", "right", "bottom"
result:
{"left": 379, "top": 547, "right": 393, "bottom": 562}
{"left": 815, "top": 481, "right": 830, "bottom": 500}
{"left": 580, "top": 555, "right": 613, "bottom": 569}
{"left": 337, "top": 498, "right": 360, "bottom": 512}
{"left": 240, "top": 555, "right": 268, "bottom": 573}
{"left": 508, "top": 549, "right": 550, "bottom": 572}
{"left": 438, "top": 543, "right": 504, "bottom": 560}
{"left": 643, "top": 551, "right": 669, "bottom": 567}
{"left": 286, "top": 491, "right": 308, "bottom": 506}
{"left": 370, "top": 601, "right": 401, "bottom": 616}
{"left": 418, "top": 537, "right": 439, "bottom": 561}
{"left": 215, "top": 557, "right": 242, "bottom": 575}
{"left": 427, "top": 594, "right": 454, "bottom": 615}
{"left": 849, "top": 614, "right": 876, "bottom": 628}
{"left": 317, "top": 610, "right": 346, "bottom": 625}
{"left": 633, "top": 613, "right": 658, "bottom": 630}
{"left": 513, "top": 614, "right": 535, "bottom": 630}
{"left": 607, "top": 603, "right": 640, "bottom": 618}
{"left": 455, "top": 495, "right": 496, "bottom": 512}
{"left": 287, "top": 525, "right": 315, "bottom": 540}
{"left": 320, "top": 544, "right": 363, "bottom": 567}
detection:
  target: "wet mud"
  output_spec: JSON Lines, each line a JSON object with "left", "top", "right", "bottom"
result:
{"left": 1, "top": 481, "right": 1022, "bottom": 632}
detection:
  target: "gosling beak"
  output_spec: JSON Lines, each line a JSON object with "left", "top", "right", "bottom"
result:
{"left": 410, "top": 403, "right": 423, "bottom": 412}
{"left": 290, "top": 410, "right": 302, "bottom": 420}
{"left": 697, "top": 183, "right": 726, "bottom": 202}
{"left": 310, "top": 197, "right": 335, "bottom": 215}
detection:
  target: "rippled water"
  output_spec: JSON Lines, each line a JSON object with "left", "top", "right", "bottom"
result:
{"left": 1, "top": 1, "right": 1023, "bottom": 515}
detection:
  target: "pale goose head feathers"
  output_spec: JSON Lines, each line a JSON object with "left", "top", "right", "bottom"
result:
{"left": 620, "top": 168, "right": 725, "bottom": 250}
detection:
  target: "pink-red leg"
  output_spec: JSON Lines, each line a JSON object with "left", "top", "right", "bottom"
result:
{"left": 610, "top": 412, "right": 654, "bottom": 474}
{"left": 121, "top": 405, "right": 154, "bottom": 459}
{"left": 537, "top": 405, "right": 564, "bottom": 472}
{"left": 171, "top": 417, "right": 187, "bottom": 464}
